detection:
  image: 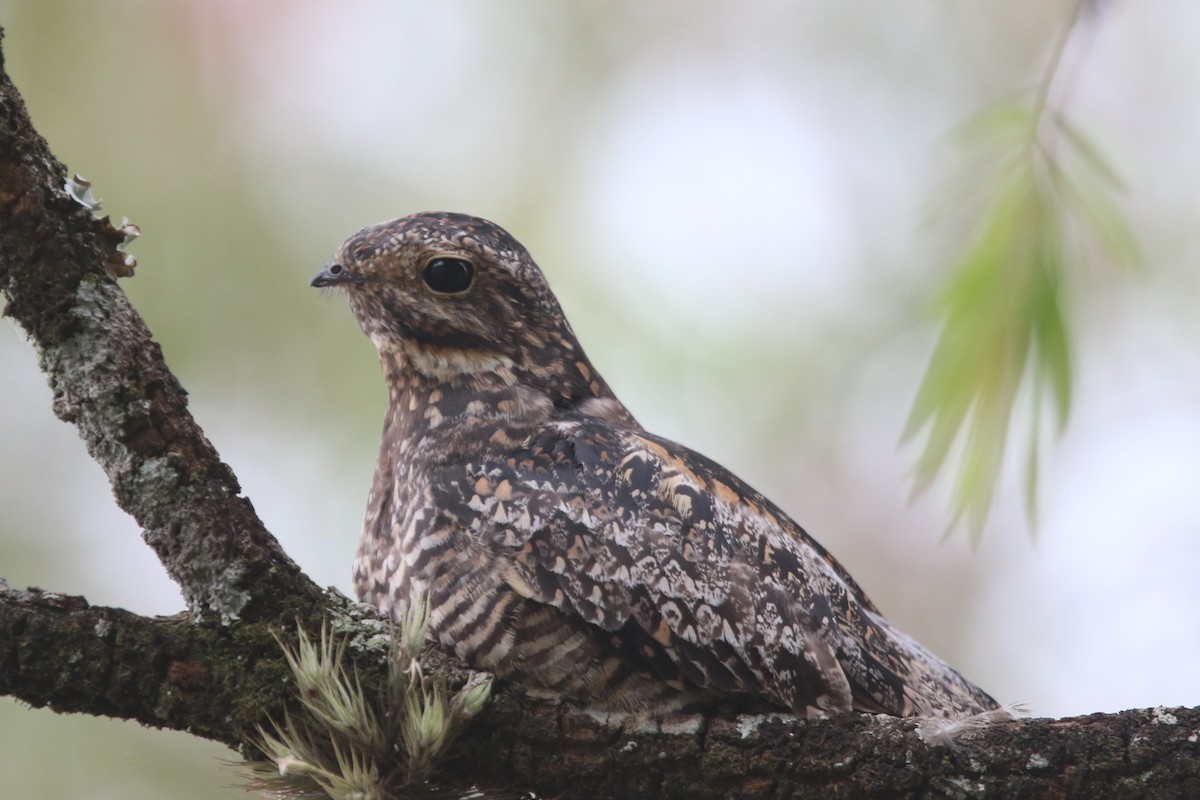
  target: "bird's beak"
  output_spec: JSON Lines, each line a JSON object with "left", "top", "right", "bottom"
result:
{"left": 311, "top": 263, "right": 354, "bottom": 288}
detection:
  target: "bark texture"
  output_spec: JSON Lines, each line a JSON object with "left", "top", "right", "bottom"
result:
{"left": 0, "top": 33, "right": 317, "bottom": 625}
{"left": 1, "top": 27, "right": 1197, "bottom": 800}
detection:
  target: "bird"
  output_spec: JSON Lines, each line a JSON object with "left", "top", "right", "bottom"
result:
{"left": 311, "top": 211, "right": 1002, "bottom": 720}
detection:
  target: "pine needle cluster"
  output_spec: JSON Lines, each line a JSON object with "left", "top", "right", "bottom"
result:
{"left": 245, "top": 601, "right": 492, "bottom": 800}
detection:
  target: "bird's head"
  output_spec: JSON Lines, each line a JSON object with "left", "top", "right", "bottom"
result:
{"left": 313, "top": 212, "right": 614, "bottom": 408}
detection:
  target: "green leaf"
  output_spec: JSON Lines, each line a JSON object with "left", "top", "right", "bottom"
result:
{"left": 907, "top": 84, "right": 1137, "bottom": 538}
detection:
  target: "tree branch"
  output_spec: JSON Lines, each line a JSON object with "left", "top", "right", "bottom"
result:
{"left": 1, "top": 26, "right": 1197, "bottom": 800}
{"left": 3, "top": 580, "right": 1198, "bottom": 798}
{"left": 0, "top": 39, "right": 316, "bottom": 623}
{"left": 453, "top": 699, "right": 1200, "bottom": 799}
{"left": 0, "top": 580, "right": 293, "bottom": 749}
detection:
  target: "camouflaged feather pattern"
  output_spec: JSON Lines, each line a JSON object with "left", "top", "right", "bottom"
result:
{"left": 315, "top": 211, "right": 1001, "bottom": 719}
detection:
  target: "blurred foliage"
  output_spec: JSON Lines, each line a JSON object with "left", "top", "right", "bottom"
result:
{"left": 905, "top": 2, "right": 1139, "bottom": 539}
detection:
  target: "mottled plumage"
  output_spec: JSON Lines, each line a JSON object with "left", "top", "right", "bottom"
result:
{"left": 312, "top": 212, "right": 1000, "bottom": 719}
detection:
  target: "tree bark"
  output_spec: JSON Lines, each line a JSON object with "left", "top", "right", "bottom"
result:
{"left": 1, "top": 27, "right": 1196, "bottom": 800}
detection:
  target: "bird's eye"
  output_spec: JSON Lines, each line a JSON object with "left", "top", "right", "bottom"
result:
{"left": 422, "top": 257, "right": 474, "bottom": 294}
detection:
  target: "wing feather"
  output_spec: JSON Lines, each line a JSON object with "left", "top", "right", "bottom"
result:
{"left": 428, "top": 415, "right": 997, "bottom": 716}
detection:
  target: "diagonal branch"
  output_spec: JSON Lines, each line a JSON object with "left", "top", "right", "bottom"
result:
{"left": 0, "top": 32, "right": 318, "bottom": 624}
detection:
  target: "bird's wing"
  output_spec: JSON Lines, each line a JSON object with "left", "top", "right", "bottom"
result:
{"left": 427, "top": 415, "right": 943, "bottom": 715}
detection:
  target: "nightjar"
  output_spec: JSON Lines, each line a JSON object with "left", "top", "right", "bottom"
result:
{"left": 312, "top": 211, "right": 1001, "bottom": 719}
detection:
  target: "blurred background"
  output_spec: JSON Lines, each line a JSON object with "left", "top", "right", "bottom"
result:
{"left": 2, "top": 1, "right": 1198, "bottom": 797}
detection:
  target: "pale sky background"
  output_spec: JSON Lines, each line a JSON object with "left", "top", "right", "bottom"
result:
{"left": 2, "top": 2, "right": 1199, "bottom": 798}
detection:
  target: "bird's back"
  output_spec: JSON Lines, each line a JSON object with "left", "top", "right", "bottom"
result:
{"left": 366, "top": 410, "right": 999, "bottom": 718}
